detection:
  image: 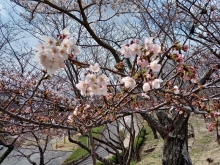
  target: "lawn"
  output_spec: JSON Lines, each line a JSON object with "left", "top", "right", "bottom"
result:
{"left": 63, "top": 126, "right": 103, "bottom": 164}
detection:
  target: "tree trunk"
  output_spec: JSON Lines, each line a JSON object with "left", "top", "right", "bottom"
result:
{"left": 39, "top": 152, "right": 45, "bottom": 165}
{"left": 0, "top": 145, "right": 14, "bottom": 164}
{"left": 149, "top": 123, "right": 158, "bottom": 139}
{"left": 163, "top": 136, "right": 191, "bottom": 165}
{"left": 141, "top": 111, "right": 192, "bottom": 165}
{"left": 162, "top": 113, "right": 192, "bottom": 165}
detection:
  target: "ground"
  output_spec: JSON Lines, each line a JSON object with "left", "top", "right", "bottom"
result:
{"left": 136, "top": 115, "right": 220, "bottom": 165}
{"left": 1, "top": 115, "right": 220, "bottom": 165}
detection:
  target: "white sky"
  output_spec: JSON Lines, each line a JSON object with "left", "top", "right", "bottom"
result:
{"left": 0, "top": 4, "right": 7, "bottom": 17}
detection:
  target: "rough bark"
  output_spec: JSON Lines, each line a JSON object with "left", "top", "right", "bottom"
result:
{"left": 162, "top": 112, "right": 192, "bottom": 165}
{"left": 141, "top": 111, "right": 192, "bottom": 165}
{"left": 148, "top": 123, "right": 159, "bottom": 139}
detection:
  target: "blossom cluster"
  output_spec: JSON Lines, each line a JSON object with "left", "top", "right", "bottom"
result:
{"left": 35, "top": 28, "right": 80, "bottom": 74}
{"left": 121, "top": 37, "right": 161, "bottom": 68}
{"left": 120, "top": 37, "right": 164, "bottom": 93}
{"left": 76, "top": 63, "right": 109, "bottom": 96}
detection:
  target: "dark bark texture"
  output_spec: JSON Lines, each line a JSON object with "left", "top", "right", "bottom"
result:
{"left": 141, "top": 111, "right": 192, "bottom": 165}
{"left": 162, "top": 112, "right": 192, "bottom": 165}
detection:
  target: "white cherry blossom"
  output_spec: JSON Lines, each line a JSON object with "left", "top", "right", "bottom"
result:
{"left": 85, "top": 74, "right": 97, "bottom": 84}
{"left": 121, "top": 77, "right": 136, "bottom": 88}
{"left": 152, "top": 79, "right": 163, "bottom": 89}
{"left": 90, "top": 63, "right": 100, "bottom": 72}
{"left": 97, "top": 74, "right": 109, "bottom": 85}
{"left": 76, "top": 81, "right": 89, "bottom": 96}
{"left": 120, "top": 45, "right": 132, "bottom": 58}
{"left": 73, "top": 44, "right": 80, "bottom": 55}
{"left": 61, "top": 37, "right": 76, "bottom": 54}
{"left": 89, "top": 84, "right": 99, "bottom": 95}
{"left": 150, "top": 60, "right": 161, "bottom": 72}
{"left": 143, "top": 82, "right": 151, "bottom": 92}
{"left": 76, "top": 81, "right": 87, "bottom": 90}
{"left": 173, "top": 85, "right": 180, "bottom": 94}
{"left": 130, "top": 43, "right": 142, "bottom": 56}
{"left": 97, "top": 86, "right": 108, "bottom": 96}
{"left": 35, "top": 29, "right": 80, "bottom": 74}
{"left": 145, "top": 37, "right": 153, "bottom": 48}
{"left": 60, "top": 28, "right": 70, "bottom": 38}
{"left": 42, "top": 36, "right": 55, "bottom": 46}
{"left": 151, "top": 44, "right": 161, "bottom": 55}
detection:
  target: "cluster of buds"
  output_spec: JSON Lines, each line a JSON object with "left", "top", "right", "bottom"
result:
{"left": 170, "top": 53, "right": 184, "bottom": 63}
{"left": 172, "top": 43, "right": 188, "bottom": 52}
{"left": 68, "top": 104, "right": 91, "bottom": 124}
{"left": 176, "top": 65, "right": 198, "bottom": 83}
{"left": 114, "top": 62, "right": 124, "bottom": 70}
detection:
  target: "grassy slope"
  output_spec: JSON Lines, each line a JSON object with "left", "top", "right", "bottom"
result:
{"left": 63, "top": 126, "right": 103, "bottom": 164}
{"left": 137, "top": 116, "right": 220, "bottom": 165}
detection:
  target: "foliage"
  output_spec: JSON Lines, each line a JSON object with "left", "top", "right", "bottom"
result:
{"left": 134, "top": 128, "right": 146, "bottom": 150}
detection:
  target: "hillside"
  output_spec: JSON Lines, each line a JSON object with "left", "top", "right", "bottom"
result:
{"left": 136, "top": 116, "right": 220, "bottom": 165}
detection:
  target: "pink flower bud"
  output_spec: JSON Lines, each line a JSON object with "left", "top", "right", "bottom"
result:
{"left": 135, "top": 39, "right": 139, "bottom": 44}
{"left": 208, "top": 123, "right": 214, "bottom": 132}
{"left": 182, "top": 45, "right": 188, "bottom": 52}
{"left": 137, "top": 60, "right": 143, "bottom": 66}
{"left": 214, "top": 112, "right": 218, "bottom": 118}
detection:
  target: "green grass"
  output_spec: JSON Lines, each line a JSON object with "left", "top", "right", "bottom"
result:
{"left": 63, "top": 126, "right": 103, "bottom": 164}
{"left": 130, "top": 160, "right": 137, "bottom": 165}
{"left": 144, "top": 124, "right": 155, "bottom": 142}
{"left": 134, "top": 128, "right": 146, "bottom": 150}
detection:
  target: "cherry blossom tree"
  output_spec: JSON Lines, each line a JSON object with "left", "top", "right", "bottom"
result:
{"left": 1, "top": 0, "right": 220, "bottom": 165}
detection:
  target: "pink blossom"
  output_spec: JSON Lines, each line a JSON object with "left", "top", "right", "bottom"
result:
{"left": 208, "top": 123, "right": 214, "bottom": 132}
{"left": 182, "top": 45, "right": 188, "bottom": 52}
{"left": 214, "top": 112, "right": 219, "bottom": 118}
{"left": 106, "top": 93, "right": 113, "bottom": 100}
{"left": 191, "top": 78, "right": 197, "bottom": 83}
